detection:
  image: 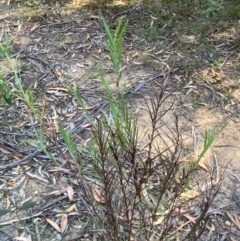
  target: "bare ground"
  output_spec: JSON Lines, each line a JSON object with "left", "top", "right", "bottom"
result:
{"left": 0, "top": 0, "right": 240, "bottom": 240}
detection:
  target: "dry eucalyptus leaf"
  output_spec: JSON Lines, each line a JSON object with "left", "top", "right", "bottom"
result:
{"left": 180, "top": 190, "right": 199, "bottom": 199}
{"left": 233, "top": 213, "right": 240, "bottom": 230}
{"left": 14, "top": 237, "right": 31, "bottom": 241}
{"left": 55, "top": 186, "right": 74, "bottom": 201}
{"left": 61, "top": 214, "right": 68, "bottom": 233}
{"left": 67, "top": 186, "right": 74, "bottom": 201}
{"left": 179, "top": 208, "right": 196, "bottom": 224}
{"left": 46, "top": 218, "right": 61, "bottom": 233}
{"left": 91, "top": 185, "right": 105, "bottom": 204}
{"left": 65, "top": 203, "right": 77, "bottom": 213}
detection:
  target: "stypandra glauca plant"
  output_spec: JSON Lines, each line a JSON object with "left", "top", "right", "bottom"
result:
{"left": 0, "top": 35, "right": 36, "bottom": 116}
{"left": 61, "top": 15, "right": 226, "bottom": 240}
{"left": 101, "top": 13, "right": 128, "bottom": 91}
{"left": 0, "top": 34, "right": 57, "bottom": 164}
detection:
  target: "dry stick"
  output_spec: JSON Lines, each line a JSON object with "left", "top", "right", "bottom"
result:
{"left": 0, "top": 149, "right": 44, "bottom": 171}
{"left": 0, "top": 230, "right": 14, "bottom": 240}
{"left": 207, "top": 201, "right": 240, "bottom": 214}
{"left": 0, "top": 71, "right": 166, "bottom": 171}
{"left": 0, "top": 194, "right": 68, "bottom": 226}
{"left": 111, "top": 3, "right": 139, "bottom": 20}
{"left": 220, "top": 48, "right": 239, "bottom": 68}
{"left": 0, "top": 211, "right": 43, "bottom": 226}
{"left": 33, "top": 194, "right": 68, "bottom": 214}
{"left": 0, "top": 195, "right": 69, "bottom": 226}
{"left": 0, "top": 113, "right": 93, "bottom": 171}
{"left": 35, "top": 223, "right": 41, "bottom": 241}
{"left": 24, "top": 55, "right": 59, "bottom": 79}
{"left": 186, "top": 175, "right": 223, "bottom": 240}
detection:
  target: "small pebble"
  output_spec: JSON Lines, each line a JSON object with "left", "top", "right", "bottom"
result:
{"left": 225, "top": 220, "right": 231, "bottom": 226}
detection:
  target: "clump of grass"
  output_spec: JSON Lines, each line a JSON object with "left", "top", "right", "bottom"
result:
{"left": 230, "top": 4, "right": 240, "bottom": 19}
{"left": 0, "top": 72, "right": 12, "bottom": 105}
{"left": 201, "top": 0, "right": 224, "bottom": 17}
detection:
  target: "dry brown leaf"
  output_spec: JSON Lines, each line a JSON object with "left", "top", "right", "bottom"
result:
{"left": 30, "top": 23, "right": 39, "bottom": 32}
{"left": 67, "top": 186, "right": 74, "bottom": 201}
{"left": 233, "top": 213, "right": 240, "bottom": 230}
{"left": 55, "top": 186, "right": 74, "bottom": 201}
{"left": 65, "top": 203, "right": 77, "bottom": 213}
{"left": 179, "top": 209, "right": 196, "bottom": 224}
{"left": 19, "top": 189, "right": 25, "bottom": 199}
{"left": 77, "top": 63, "right": 85, "bottom": 68}
{"left": 80, "top": 123, "right": 92, "bottom": 129}
{"left": 66, "top": 112, "right": 77, "bottom": 120}
{"left": 230, "top": 173, "right": 240, "bottom": 182}
{"left": 131, "top": 52, "right": 138, "bottom": 58}
{"left": 61, "top": 214, "right": 68, "bottom": 233}
{"left": 56, "top": 212, "right": 79, "bottom": 218}
{"left": 14, "top": 237, "right": 31, "bottom": 241}
{"left": 46, "top": 218, "right": 61, "bottom": 233}
{"left": 0, "top": 147, "right": 11, "bottom": 154}
{"left": 170, "top": 40, "right": 177, "bottom": 46}
{"left": 227, "top": 212, "right": 235, "bottom": 221}
{"left": 207, "top": 223, "right": 215, "bottom": 238}
{"left": 0, "top": 178, "right": 17, "bottom": 187}
{"left": 180, "top": 190, "right": 199, "bottom": 199}
{"left": 184, "top": 85, "right": 197, "bottom": 89}
{"left": 48, "top": 168, "right": 70, "bottom": 173}
{"left": 16, "top": 165, "right": 21, "bottom": 172}
{"left": 91, "top": 185, "right": 105, "bottom": 204}
{"left": 55, "top": 68, "right": 63, "bottom": 77}
{"left": 153, "top": 215, "right": 164, "bottom": 225}
{"left": 14, "top": 156, "right": 22, "bottom": 165}
{"left": 150, "top": 19, "right": 154, "bottom": 29}
{"left": 55, "top": 186, "right": 69, "bottom": 195}
{"left": 47, "top": 87, "right": 69, "bottom": 93}
{"left": 134, "top": 107, "right": 140, "bottom": 114}
{"left": 116, "top": 215, "right": 133, "bottom": 221}
{"left": 6, "top": 195, "right": 10, "bottom": 209}
{"left": 45, "top": 90, "right": 68, "bottom": 96}
{"left": 53, "top": 119, "right": 59, "bottom": 132}
{"left": 93, "top": 54, "right": 101, "bottom": 59}
{"left": 178, "top": 158, "right": 190, "bottom": 163}
{"left": 25, "top": 172, "right": 49, "bottom": 183}
{"left": 198, "top": 159, "right": 209, "bottom": 171}
{"left": 186, "top": 88, "right": 193, "bottom": 95}
{"left": 86, "top": 44, "right": 91, "bottom": 50}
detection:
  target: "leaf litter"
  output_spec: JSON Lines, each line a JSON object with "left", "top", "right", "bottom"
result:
{"left": 0, "top": 1, "right": 240, "bottom": 240}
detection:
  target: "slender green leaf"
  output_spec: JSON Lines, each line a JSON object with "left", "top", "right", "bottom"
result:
{"left": 101, "top": 14, "right": 115, "bottom": 50}
{"left": 0, "top": 209, "right": 12, "bottom": 217}
{"left": 184, "top": 123, "right": 227, "bottom": 190}
{"left": 20, "top": 201, "right": 36, "bottom": 210}
{"left": 100, "top": 75, "right": 113, "bottom": 98}
{"left": 59, "top": 123, "right": 78, "bottom": 161}
{"left": 25, "top": 139, "right": 40, "bottom": 148}
{"left": 16, "top": 180, "right": 25, "bottom": 191}
{"left": 69, "top": 87, "right": 86, "bottom": 112}
{"left": 4, "top": 92, "right": 12, "bottom": 105}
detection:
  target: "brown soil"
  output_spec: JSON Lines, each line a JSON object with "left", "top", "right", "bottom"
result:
{"left": 0, "top": 0, "right": 240, "bottom": 240}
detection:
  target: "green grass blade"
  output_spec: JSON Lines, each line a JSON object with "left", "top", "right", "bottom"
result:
{"left": 101, "top": 14, "right": 115, "bottom": 51}
{"left": 59, "top": 123, "right": 78, "bottom": 161}
{"left": 69, "top": 87, "right": 86, "bottom": 112}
